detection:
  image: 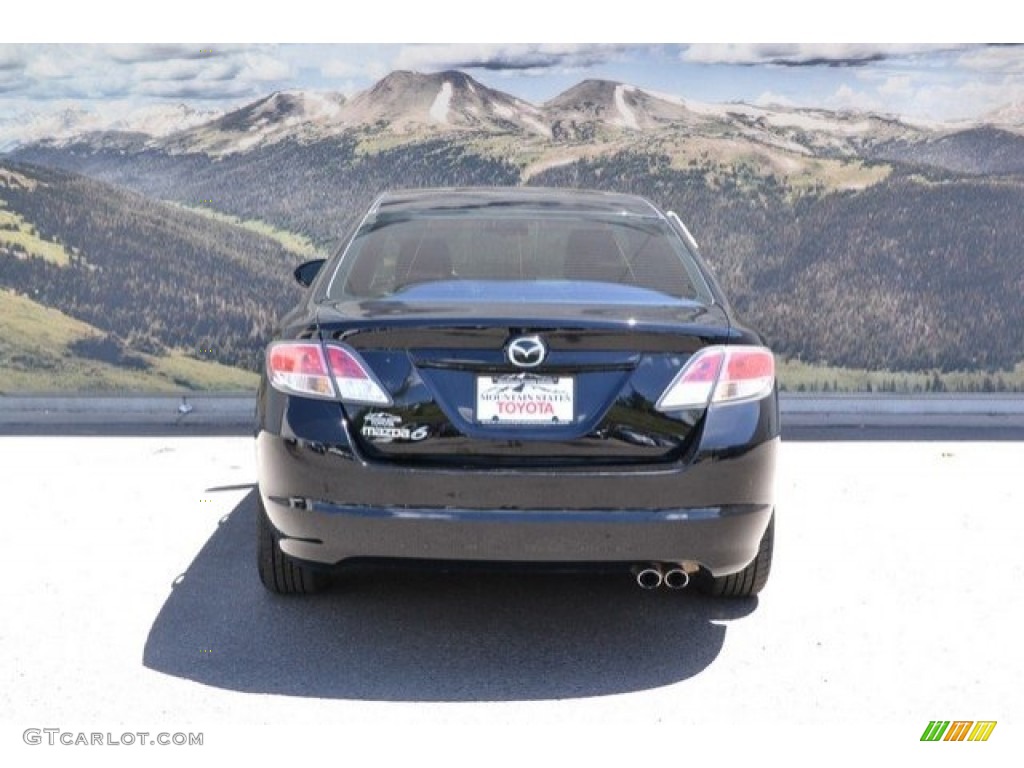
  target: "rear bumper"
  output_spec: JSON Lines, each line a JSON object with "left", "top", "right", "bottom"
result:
{"left": 255, "top": 390, "right": 779, "bottom": 575}
{"left": 262, "top": 494, "right": 773, "bottom": 576}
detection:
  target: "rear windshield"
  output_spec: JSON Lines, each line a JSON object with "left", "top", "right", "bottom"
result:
{"left": 325, "top": 211, "right": 712, "bottom": 304}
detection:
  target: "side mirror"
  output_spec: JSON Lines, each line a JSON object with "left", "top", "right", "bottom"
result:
{"left": 293, "top": 259, "right": 326, "bottom": 288}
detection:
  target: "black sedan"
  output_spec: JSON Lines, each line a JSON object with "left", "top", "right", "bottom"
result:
{"left": 256, "top": 187, "right": 778, "bottom": 597}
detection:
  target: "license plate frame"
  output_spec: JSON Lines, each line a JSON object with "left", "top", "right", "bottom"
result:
{"left": 475, "top": 374, "right": 575, "bottom": 425}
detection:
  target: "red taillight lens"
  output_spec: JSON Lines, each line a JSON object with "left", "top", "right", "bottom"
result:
{"left": 324, "top": 346, "right": 368, "bottom": 380}
{"left": 715, "top": 347, "right": 775, "bottom": 403}
{"left": 266, "top": 341, "right": 391, "bottom": 405}
{"left": 656, "top": 345, "right": 774, "bottom": 412}
{"left": 267, "top": 342, "right": 335, "bottom": 399}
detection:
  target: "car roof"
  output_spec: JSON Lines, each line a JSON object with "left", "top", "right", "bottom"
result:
{"left": 373, "top": 187, "right": 662, "bottom": 218}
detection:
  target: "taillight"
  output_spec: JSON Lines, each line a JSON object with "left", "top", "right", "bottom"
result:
{"left": 267, "top": 342, "right": 335, "bottom": 399}
{"left": 716, "top": 347, "right": 775, "bottom": 403}
{"left": 656, "top": 345, "right": 774, "bottom": 412}
{"left": 323, "top": 344, "right": 392, "bottom": 405}
{"left": 266, "top": 341, "right": 392, "bottom": 405}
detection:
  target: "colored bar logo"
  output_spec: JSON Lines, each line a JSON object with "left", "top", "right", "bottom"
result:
{"left": 921, "top": 721, "right": 997, "bottom": 742}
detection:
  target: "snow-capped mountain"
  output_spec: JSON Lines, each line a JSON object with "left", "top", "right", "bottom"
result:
{"left": 544, "top": 79, "right": 701, "bottom": 138}
{"left": 110, "top": 103, "right": 221, "bottom": 137}
{"left": 0, "top": 107, "right": 102, "bottom": 152}
{"left": 0, "top": 103, "right": 221, "bottom": 152}
{"left": 160, "top": 90, "right": 346, "bottom": 154}
{"left": 341, "top": 70, "right": 549, "bottom": 136}
{"left": 5, "top": 69, "right": 1023, "bottom": 175}
{"left": 538, "top": 78, "right": 935, "bottom": 159}
{"left": 982, "top": 102, "right": 1024, "bottom": 133}
{"left": 155, "top": 73, "right": 551, "bottom": 155}
{"left": 686, "top": 99, "right": 929, "bottom": 156}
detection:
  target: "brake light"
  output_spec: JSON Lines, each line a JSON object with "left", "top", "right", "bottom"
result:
{"left": 267, "top": 342, "right": 335, "bottom": 399}
{"left": 657, "top": 345, "right": 774, "bottom": 411}
{"left": 717, "top": 347, "right": 775, "bottom": 403}
{"left": 266, "top": 341, "right": 392, "bottom": 405}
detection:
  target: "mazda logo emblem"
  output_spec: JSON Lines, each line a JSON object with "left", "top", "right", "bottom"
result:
{"left": 507, "top": 336, "right": 547, "bottom": 368}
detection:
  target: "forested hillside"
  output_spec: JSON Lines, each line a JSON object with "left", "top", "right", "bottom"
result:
{"left": 869, "top": 127, "right": 1024, "bottom": 175}
{"left": 13, "top": 136, "right": 521, "bottom": 247}
{"left": 0, "top": 162, "right": 300, "bottom": 373}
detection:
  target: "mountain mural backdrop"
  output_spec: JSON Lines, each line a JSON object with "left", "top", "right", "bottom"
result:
{"left": 2, "top": 70, "right": 1023, "bottom": 391}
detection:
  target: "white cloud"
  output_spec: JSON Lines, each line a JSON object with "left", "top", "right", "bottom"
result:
{"left": 321, "top": 57, "right": 387, "bottom": 81}
{"left": 104, "top": 44, "right": 221, "bottom": 64}
{"left": 239, "top": 52, "right": 293, "bottom": 81}
{"left": 826, "top": 68, "right": 1024, "bottom": 122}
{"left": 878, "top": 75, "right": 913, "bottom": 98}
{"left": 682, "top": 43, "right": 968, "bottom": 66}
{"left": 0, "top": 46, "right": 26, "bottom": 71}
{"left": 133, "top": 58, "right": 231, "bottom": 83}
{"left": 393, "top": 43, "right": 636, "bottom": 73}
{"left": 25, "top": 56, "right": 75, "bottom": 79}
{"left": 897, "top": 77, "right": 1024, "bottom": 121}
{"left": 134, "top": 79, "right": 256, "bottom": 100}
{"left": 956, "top": 45, "right": 1024, "bottom": 73}
{"left": 825, "top": 84, "right": 885, "bottom": 113}
{"left": 23, "top": 46, "right": 97, "bottom": 80}
{"left": 0, "top": 44, "right": 295, "bottom": 103}
{"left": 320, "top": 59, "right": 359, "bottom": 78}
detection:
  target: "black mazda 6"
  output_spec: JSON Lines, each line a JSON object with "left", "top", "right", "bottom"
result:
{"left": 255, "top": 187, "right": 778, "bottom": 597}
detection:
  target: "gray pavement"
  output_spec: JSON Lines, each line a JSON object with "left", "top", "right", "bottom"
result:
{"left": 1, "top": 436, "right": 1021, "bottom": 764}
{"left": 0, "top": 393, "right": 256, "bottom": 434}
{"left": 782, "top": 393, "right": 1024, "bottom": 439}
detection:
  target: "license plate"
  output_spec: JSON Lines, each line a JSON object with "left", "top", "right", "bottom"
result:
{"left": 476, "top": 374, "right": 574, "bottom": 425}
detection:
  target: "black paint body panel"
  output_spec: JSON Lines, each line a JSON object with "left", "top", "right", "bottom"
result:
{"left": 256, "top": 187, "right": 779, "bottom": 577}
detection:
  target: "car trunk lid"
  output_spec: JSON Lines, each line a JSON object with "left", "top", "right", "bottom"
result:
{"left": 317, "top": 299, "right": 732, "bottom": 468}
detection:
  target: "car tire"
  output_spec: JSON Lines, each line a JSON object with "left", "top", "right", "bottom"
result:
{"left": 257, "top": 497, "right": 330, "bottom": 595}
{"left": 699, "top": 511, "right": 774, "bottom": 598}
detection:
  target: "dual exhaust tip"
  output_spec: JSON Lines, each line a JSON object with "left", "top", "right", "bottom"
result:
{"left": 634, "top": 563, "right": 697, "bottom": 590}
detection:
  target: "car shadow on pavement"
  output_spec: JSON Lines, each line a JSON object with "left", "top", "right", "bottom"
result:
{"left": 143, "top": 489, "right": 757, "bottom": 701}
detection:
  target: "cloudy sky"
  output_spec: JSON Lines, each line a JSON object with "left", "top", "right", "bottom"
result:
{"left": 3, "top": 0, "right": 1022, "bottom": 148}
{"left": 3, "top": 43, "right": 1022, "bottom": 120}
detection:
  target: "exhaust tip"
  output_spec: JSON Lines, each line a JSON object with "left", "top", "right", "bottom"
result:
{"left": 663, "top": 568, "right": 690, "bottom": 590}
{"left": 634, "top": 565, "right": 663, "bottom": 590}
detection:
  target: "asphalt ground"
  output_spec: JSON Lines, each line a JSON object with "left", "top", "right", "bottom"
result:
{"left": 1, "top": 434, "right": 1021, "bottom": 765}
